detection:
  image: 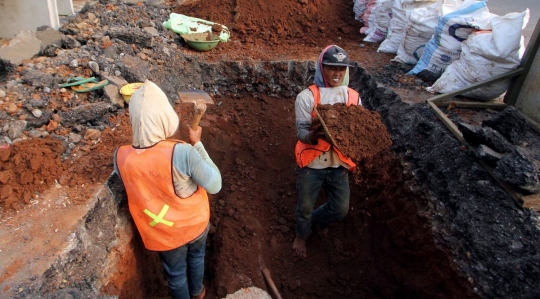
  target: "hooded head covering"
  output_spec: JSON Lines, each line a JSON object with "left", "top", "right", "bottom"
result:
{"left": 314, "top": 45, "right": 351, "bottom": 88}
{"left": 129, "top": 80, "right": 179, "bottom": 147}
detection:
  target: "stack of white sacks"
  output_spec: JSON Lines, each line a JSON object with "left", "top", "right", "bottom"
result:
{"left": 353, "top": 0, "right": 530, "bottom": 101}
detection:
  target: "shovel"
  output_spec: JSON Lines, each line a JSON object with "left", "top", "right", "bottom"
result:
{"left": 314, "top": 106, "right": 339, "bottom": 149}
{"left": 177, "top": 90, "right": 215, "bottom": 130}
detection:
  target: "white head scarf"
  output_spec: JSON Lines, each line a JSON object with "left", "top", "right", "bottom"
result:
{"left": 129, "top": 80, "right": 179, "bottom": 147}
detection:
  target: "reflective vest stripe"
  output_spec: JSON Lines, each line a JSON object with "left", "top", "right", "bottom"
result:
{"left": 145, "top": 204, "right": 174, "bottom": 227}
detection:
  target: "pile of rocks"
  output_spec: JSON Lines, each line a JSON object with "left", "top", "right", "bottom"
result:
{"left": 0, "top": 0, "right": 175, "bottom": 149}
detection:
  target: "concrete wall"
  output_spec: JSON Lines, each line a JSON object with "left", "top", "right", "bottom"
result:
{"left": 0, "top": 0, "right": 60, "bottom": 38}
{"left": 57, "top": 0, "right": 75, "bottom": 16}
{"left": 516, "top": 45, "right": 540, "bottom": 123}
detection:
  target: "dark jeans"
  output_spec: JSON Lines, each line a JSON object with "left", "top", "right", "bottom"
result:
{"left": 158, "top": 228, "right": 208, "bottom": 299}
{"left": 295, "top": 166, "right": 350, "bottom": 239}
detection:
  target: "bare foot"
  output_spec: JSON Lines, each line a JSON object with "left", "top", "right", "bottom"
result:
{"left": 192, "top": 286, "right": 206, "bottom": 299}
{"left": 293, "top": 235, "right": 307, "bottom": 258}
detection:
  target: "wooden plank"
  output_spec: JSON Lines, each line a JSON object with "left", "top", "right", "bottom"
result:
{"left": 433, "top": 101, "right": 508, "bottom": 110}
{"left": 427, "top": 101, "right": 469, "bottom": 146}
{"left": 522, "top": 194, "right": 540, "bottom": 210}
{"left": 426, "top": 68, "right": 524, "bottom": 104}
{"left": 517, "top": 110, "right": 540, "bottom": 135}
{"left": 479, "top": 161, "right": 524, "bottom": 207}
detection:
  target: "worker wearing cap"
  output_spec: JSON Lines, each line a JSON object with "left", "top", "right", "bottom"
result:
{"left": 293, "top": 45, "right": 361, "bottom": 258}
{"left": 114, "top": 80, "right": 221, "bottom": 299}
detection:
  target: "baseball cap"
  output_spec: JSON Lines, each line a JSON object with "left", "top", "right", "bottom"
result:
{"left": 321, "top": 45, "right": 354, "bottom": 67}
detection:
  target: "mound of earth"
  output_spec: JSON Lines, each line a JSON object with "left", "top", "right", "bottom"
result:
{"left": 318, "top": 103, "right": 392, "bottom": 163}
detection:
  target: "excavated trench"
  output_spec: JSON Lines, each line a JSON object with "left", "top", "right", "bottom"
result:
{"left": 23, "top": 57, "right": 540, "bottom": 299}
{"left": 19, "top": 60, "right": 481, "bottom": 298}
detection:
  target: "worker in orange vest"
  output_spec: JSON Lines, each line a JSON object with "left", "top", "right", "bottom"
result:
{"left": 114, "top": 80, "right": 221, "bottom": 299}
{"left": 293, "top": 45, "right": 361, "bottom": 258}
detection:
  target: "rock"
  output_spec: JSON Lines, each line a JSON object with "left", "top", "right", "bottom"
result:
{"left": 84, "top": 129, "right": 101, "bottom": 141}
{"left": 103, "top": 85, "right": 125, "bottom": 108}
{"left": 121, "top": 55, "right": 150, "bottom": 83}
{"left": 458, "top": 122, "right": 514, "bottom": 153}
{"left": 41, "top": 44, "right": 60, "bottom": 57}
{"left": 107, "top": 26, "right": 154, "bottom": 48}
{"left": 102, "top": 75, "right": 129, "bottom": 87}
{"left": 31, "top": 109, "right": 43, "bottom": 118}
{"left": 22, "top": 70, "right": 62, "bottom": 88}
{"left": 58, "top": 102, "right": 113, "bottom": 127}
{"left": 7, "top": 120, "right": 27, "bottom": 139}
{"left": 27, "top": 130, "right": 42, "bottom": 138}
{"left": 0, "top": 29, "right": 41, "bottom": 66}
{"left": 68, "top": 133, "right": 82, "bottom": 143}
{"left": 35, "top": 28, "right": 63, "bottom": 50}
{"left": 143, "top": 27, "right": 160, "bottom": 37}
{"left": 62, "top": 35, "right": 82, "bottom": 49}
{"left": 0, "top": 90, "right": 6, "bottom": 98}
{"left": 475, "top": 144, "right": 503, "bottom": 166}
{"left": 495, "top": 149, "right": 540, "bottom": 193}
{"left": 482, "top": 106, "right": 527, "bottom": 144}
{"left": 89, "top": 61, "right": 100, "bottom": 74}
{"left": 69, "top": 59, "right": 79, "bottom": 68}
{"left": 7, "top": 103, "right": 18, "bottom": 114}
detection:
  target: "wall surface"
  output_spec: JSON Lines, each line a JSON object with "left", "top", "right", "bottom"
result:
{"left": 516, "top": 45, "right": 540, "bottom": 123}
{"left": 0, "top": 0, "right": 60, "bottom": 38}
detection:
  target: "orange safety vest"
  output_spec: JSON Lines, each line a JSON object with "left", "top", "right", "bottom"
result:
{"left": 295, "top": 85, "right": 360, "bottom": 171}
{"left": 115, "top": 140, "right": 210, "bottom": 251}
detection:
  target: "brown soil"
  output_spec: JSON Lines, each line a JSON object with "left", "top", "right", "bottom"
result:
{"left": 318, "top": 103, "right": 392, "bottom": 163}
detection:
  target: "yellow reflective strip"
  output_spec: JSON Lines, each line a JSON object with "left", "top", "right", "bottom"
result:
{"left": 143, "top": 204, "right": 174, "bottom": 227}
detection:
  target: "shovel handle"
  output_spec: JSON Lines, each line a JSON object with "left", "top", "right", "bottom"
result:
{"left": 191, "top": 101, "right": 207, "bottom": 130}
{"left": 262, "top": 268, "right": 283, "bottom": 299}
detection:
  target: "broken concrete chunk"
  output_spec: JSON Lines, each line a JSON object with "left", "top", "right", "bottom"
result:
{"left": 84, "top": 128, "right": 101, "bottom": 141}
{"left": 0, "top": 29, "right": 41, "bottom": 66}
{"left": 7, "top": 120, "right": 27, "bottom": 140}
{"left": 22, "top": 69, "right": 63, "bottom": 88}
{"left": 120, "top": 55, "right": 150, "bottom": 83}
{"left": 482, "top": 106, "right": 527, "bottom": 144}
{"left": 103, "top": 85, "right": 125, "bottom": 108}
{"left": 35, "top": 28, "right": 63, "bottom": 50}
{"left": 58, "top": 102, "right": 113, "bottom": 127}
{"left": 475, "top": 144, "right": 503, "bottom": 166}
{"left": 62, "top": 35, "right": 82, "bottom": 49}
{"left": 495, "top": 149, "right": 540, "bottom": 194}
{"left": 458, "top": 122, "right": 514, "bottom": 154}
{"left": 478, "top": 127, "right": 514, "bottom": 154}
{"left": 457, "top": 122, "right": 481, "bottom": 145}
{"left": 107, "top": 26, "right": 154, "bottom": 48}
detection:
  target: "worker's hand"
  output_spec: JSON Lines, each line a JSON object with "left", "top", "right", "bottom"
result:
{"left": 309, "top": 119, "right": 325, "bottom": 144}
{"left": 188, "top": 125, "right": 202, "bottom": 145}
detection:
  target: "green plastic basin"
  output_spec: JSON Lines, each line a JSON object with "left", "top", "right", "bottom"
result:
{"left": 181, "top": 33, "right": 220, "bottom": 52}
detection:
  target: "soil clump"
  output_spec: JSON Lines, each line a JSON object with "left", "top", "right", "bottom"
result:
{"left": 317, "top": 103, "right": 392, "bottom": 163}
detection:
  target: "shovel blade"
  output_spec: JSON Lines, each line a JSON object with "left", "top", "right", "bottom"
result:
{"left": 178, "top": 90, "right": 214, "bottom": 104}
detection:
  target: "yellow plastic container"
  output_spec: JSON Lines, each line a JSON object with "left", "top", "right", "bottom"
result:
{"left": 119, "top": 82, "right": 144, "bottom": 103}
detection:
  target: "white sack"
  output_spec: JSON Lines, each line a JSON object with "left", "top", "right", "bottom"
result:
{"left": 361, "top": 0, "right": 379, "bottom": 34}
{"left": 354, "top": 0, "right": 369, "bottom": 21}
{"left": 427, "top": 10, "right": 529, "bottom": 101}
{"left": 408, "top": 0, "right": 491, "bottom": 78}
{"left": 364, "top": 0, "right": 395, "bottom": 43}
{"left": 378, "top": 0, "right": 438, "bottom": 53}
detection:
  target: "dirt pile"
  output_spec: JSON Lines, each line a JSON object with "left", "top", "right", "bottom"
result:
{"left": 318, "top": 103, "right": 392, "bottom": 163}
